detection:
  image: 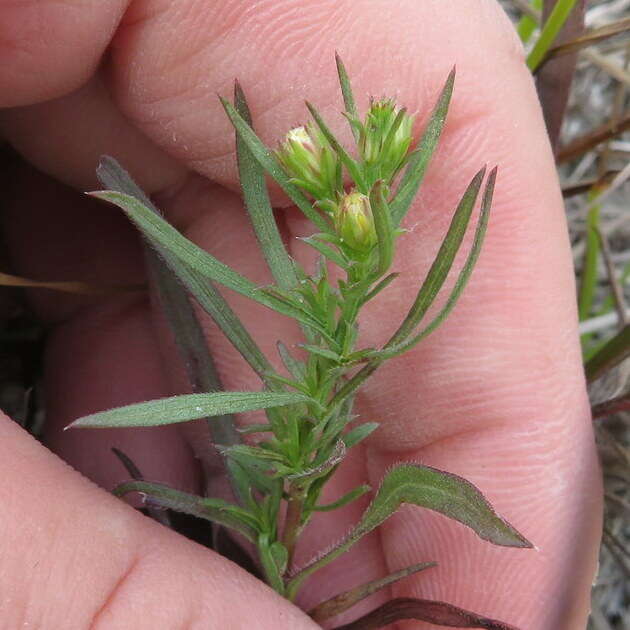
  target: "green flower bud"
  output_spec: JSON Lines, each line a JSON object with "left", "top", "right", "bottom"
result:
{"left": 275, "top": 124, "right": 340, "bottom": 203}
{"left": 334, "top": 191, "right": 377, "bottom": 253}
{"left": 359, "top": 99, "right": 414, "bottom": 182}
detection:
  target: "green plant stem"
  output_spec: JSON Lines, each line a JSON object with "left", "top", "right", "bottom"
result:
{"left": 517, "top": 0, "right": 542, "bottom": 43}
{"left": 282, "top": 485, "right": 306, "bottom": 570}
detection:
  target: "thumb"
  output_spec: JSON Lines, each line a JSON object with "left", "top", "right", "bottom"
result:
{"left": 0, "top": 412, "right": 316, "bottom": 629}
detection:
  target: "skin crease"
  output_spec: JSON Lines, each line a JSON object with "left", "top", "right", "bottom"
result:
{"left": 0, "top": 0, "right": 602, "bottom": 628}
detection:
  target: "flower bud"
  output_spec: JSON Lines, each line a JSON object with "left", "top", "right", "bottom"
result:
{"left": 275, "top": 124, "right": 339, "bottom": 203}
{"left": 360, "top": 99, "right": 413, "bottom": 181}
{"left": 334, "top": 192, "right": 377, "bottom": 253}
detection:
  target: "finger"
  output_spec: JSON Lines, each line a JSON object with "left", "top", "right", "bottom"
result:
{"left": 0, "top": 411, "right": 317, "bottom": 629}
{"left": 0, "top": 1, "right": 128, "bottom": 106}
{"left": 0, "top": 76, "right": 186, "bottom": 192}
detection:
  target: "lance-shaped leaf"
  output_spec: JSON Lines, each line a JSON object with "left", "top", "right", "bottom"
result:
{"left": 390, "top": 68, "right": 456, "bottom": 227}
{"left": 388, "top": 166, "right": 486, "bottom": 347}
{"left": 234, "top": 82, "right": 298, "bottom": 291}
{"left": 68, "top": 391, "right": 309, "bottom": 429}
{"left": 287, "top": 463, "right": 531, "bottom": 598}
{"left": 97, "top": 157, "right": 241, "bottom": 448}
{"left": 370, "top": 180, "right": 394, "bottom": 276}
{"left": 335, "top": 53, "right": 360, "bottom": 142}
{"left": 306, "top": 101, "right": 368, "bottom": 193}
{"left": 113, "top": 480, "right": 258, "bottom": 542}
{"left": 373, "top": 167, "right": 496, "bottom": 360}
{"left": 90, "top": 191, "right": 328, "bottom": 336}
{"left": 309, "top": 562, "right": 436, "bottom": 623}
{"left": 331, "top": 597, "right": 521, "bottom": 630}
{"left": 219, "top": 97, "right": 329, "bottom": 232}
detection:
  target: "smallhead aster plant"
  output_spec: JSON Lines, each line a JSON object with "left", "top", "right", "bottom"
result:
{"left": 67, "top": 56, "right": 531, "bottom": 629}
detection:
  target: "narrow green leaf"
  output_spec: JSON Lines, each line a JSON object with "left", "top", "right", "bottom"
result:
{"left": 312, "top": 484, "right": 371, "bottom": 512}
{"left": 389, "top": 167, "right": 486, "bottom": 346}
{"left": 309, "top": 561, "right": 436, "bottom": 623}
{"left": 299, "top": 236, "right": 348, "bottom": 269}
{"left": 162, "top": 259, "right": 277, "bottom": 386}
{"left": 335, "top": 53, "right": 360, "bottom": 141}
{"left": 277, "top": 341, "right": 307, "bottom": 380}
{"left": 377, "top": 167, "right": 496, "bottom": 359}
{"left": 219, "top": 97, "right": 329, "bottom": 232}
{"left": 113, "top": 480, "right": 258, "bottom": 542}
{"left": 578, "top": 195, "right": 601, "bottom": 321}
{"left": 362, "top": 272, "right": 400, "bottom": 304}
{"left": 390, "top": 69, "right": 456, "bottom": 227}
{"left": 306, "top": 101, "right": 368, "bottom": 193}
{"left": 288, "top": 463, "right": 531, "bottom": 598}
{"left": 97, "top": 156, "right": 240, "bottom": 448}
{"left": 111, "top": 448, "right": 172, "bottom": 527}
{"left": 300, "top": 344, "right": 343, "bottom": 363}
{"left": 68, "top": 391, "right": 309, "bottom": 429}
{"left": 222, "top": 444, "right": 287, "bottom": 464}
{"left": 342, "top": 422, "right": 380, "bottom": 449}
{"left": 370, "top": 180, "right": 394, "bottom": 276}
{"left": 258, "top": 534, "right": 286, "bottom": 594}
{"left": 270, "top": 541, "right": 289, "bottom": 575}
{"left": 234, "top": 81, "right": 298, "bottom": 291}
{"left": 90, "top": 191, "right": 328, "bottom": 335}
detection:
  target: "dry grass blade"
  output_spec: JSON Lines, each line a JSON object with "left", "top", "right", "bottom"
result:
{"left": 0, "top": 271, "right": 144, "bottom": 295}
{"left": 544, "top": 17, "right": 630, "bottom": 61}
{"left": 592, "top": 392, "right": 630, "bottom": 419}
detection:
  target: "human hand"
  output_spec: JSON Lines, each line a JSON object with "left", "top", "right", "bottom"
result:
{"left": 0, "top": 1, "right": 601, "bottom": 628}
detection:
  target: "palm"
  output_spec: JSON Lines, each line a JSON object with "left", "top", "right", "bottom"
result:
{"left": 0, "top": 1, "right": 600, "bottom": 629}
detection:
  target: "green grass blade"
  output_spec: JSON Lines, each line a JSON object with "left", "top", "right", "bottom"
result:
{"left": 305, "top": 101, "right": 368, "bottom": 193}
{"left": 389, "top": 167, "right": 486, "bottom": 346}
{"left": 234, "top": 82, "right": 298, "bottom": 291}
{"left": 585, "top": 324, "right": 630, "bottom": 383}
{"left": 335, "top": 53, "right": 360, "bottom": 142}
{"left": 219, "top": 97, "right": 329, "bottom": 232}
{"left": 390, "top": 68, "right": 455, "bottom": 227}
{"left": 113, "top": 480, "right": 259, "bottom": 542}
{"left": 68, "top": 391, "right": 309, "bottom": 429}
{"left": 370, "top": 180, "right": 394, "bottom": 276}
{"left": 517, "top": 0, "right": 542, "bottom": 43}
{"left": 527, "top": 0, "right": 579, "bottom": 71}
{"left": 287, "top": 463, "right": 531, "bottom": 598}
{"left": 578, "top": 198, "right": 601, "bottom": 321}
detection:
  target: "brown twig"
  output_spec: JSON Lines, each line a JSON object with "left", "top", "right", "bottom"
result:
{"left": 543, "top": 17, "right": 630, "bottom": 62}
{"left": 557, "top": 111, "right": 630, "bottom": 163}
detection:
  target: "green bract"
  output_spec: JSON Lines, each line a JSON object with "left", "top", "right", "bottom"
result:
{"left": 72, "top": 57, "right": 531, "bottom": 629}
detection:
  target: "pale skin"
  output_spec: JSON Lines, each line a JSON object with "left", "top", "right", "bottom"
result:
{"left": 0, "top": 1, "right": 602, "bottom": 628}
